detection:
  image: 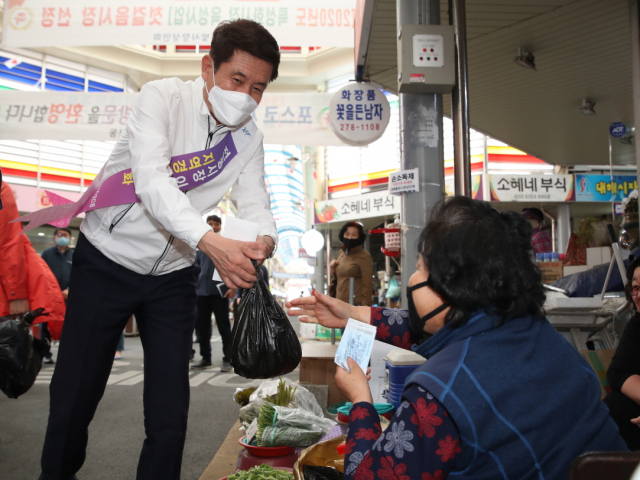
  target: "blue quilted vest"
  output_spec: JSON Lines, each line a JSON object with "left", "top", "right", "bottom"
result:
{"left": 406, "top": 311, "right": 626, "bottom": 480}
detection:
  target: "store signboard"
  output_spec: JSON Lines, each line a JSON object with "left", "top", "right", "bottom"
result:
{"left": 328, "top": 83, "right": 390, "bottom": 146}
{"left": 489, "top": 174, "right": 575, "bottom": 202}
{"left": 0, "top": 90, "right": 343, "bottom": 145}
{"left": 388, "top": 168, "right": 418, "bottom": 195}
{"left": 315, "top": 190, "right": 400, "bottom": 223}
{"left": 2, "top": 0, "right": 357, "bottom": 48}
{"left": 575, "top": 175, "right": 638, "bottom": 202}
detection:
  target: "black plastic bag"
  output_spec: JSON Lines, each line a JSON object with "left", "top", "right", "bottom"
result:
{"left": 230, "top": 261, "right": 301, "bottom": 379}
{"left": 303, "top": 466, "right": 344, "bottom": 480}
{"left": 0, "top": 308, "right": 50, "bottom": 399}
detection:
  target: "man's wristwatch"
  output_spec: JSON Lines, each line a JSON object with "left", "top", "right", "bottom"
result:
{"left": 263, "top": 234, "right": 278, "bottom": 259}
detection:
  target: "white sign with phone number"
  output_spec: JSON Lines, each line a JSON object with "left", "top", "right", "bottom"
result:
{"left": 329, "top": 82, "right": 391, "bottom": 146}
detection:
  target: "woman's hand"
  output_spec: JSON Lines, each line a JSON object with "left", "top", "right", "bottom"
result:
{"left": 631, "top": 416, "right": 640, "bottom": 427}
{"left": 287, "top": 291, "right": 356, "bottom": 329}
{"left": 335, "top": 358, "right": 373, "bottom": 404}
{"left": 329, "top": 259, "right": 339, "bottom": 272}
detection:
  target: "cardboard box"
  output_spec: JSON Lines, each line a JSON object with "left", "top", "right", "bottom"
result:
{"left": 586, "top": 247, "right": 602, "bottom": 267}
{"left": 579, "top": 349, "right": 616, "bottom": 399}
{"left": 537, "top": 261, "right": 563, "bottom": 284}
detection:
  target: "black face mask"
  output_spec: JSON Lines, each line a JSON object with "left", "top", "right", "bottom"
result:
{"left": 406, "top": 280, "right": 450, "bottom": 334}
{"left": 343, "top": 238, "right": 362, "bottom": 250}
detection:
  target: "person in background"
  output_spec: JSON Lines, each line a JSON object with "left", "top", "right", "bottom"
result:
{"left": 40, "top": 227, "right": 74, "bottom": 364}
{"left": 329, "top": 221, "right": 373, "bottom": 306}
{"left": 604, "top": 255, "right": 640, "bottom": 449}
{"left": 192, "top": 215, "right": 236, "bottom": 372}
{"left": 522, "top": 207, "right": 552, "bottom": 254}
{"left": 0, "top": 180, "right": 65, "bottom": 332}
{"left": 289, "top": 197, "right": 626, "bottom": 480}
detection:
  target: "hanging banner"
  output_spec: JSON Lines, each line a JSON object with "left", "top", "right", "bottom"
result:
{"left": 575, "top": 175, "right": 638, "bottom": 202}
{"left": 0, "top": 90, "right": 138, "bottom": 142}
{"left": 253, "top": 92, "right": 343, "bottom": 146}
{"left": 0, "top": 90, "right": 345, "bottom": 145}
{"left": 314, "top": 190, "right": 400, "bottom": 224}
{"left": 489, "top": 174, "right": 575, "bottom": 202}
{"left": 2, "top": 0, "right": 357, "bottom": 48}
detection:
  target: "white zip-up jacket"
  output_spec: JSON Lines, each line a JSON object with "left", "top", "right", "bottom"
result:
{"left": 80, "top": 76, "right": 277, "bottom": 275}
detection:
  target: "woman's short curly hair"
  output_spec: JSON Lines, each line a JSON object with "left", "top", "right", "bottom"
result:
{"left": 418, "top": 197, "right": 545, "bottom": 327}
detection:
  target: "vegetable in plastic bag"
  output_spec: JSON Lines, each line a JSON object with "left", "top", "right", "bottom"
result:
{"left": 303, "top": 466, "right": 344, "bottom": 480}
{"left": 230, "top": 261, "right": 301, "bottom": 379}
{"left": 261, "top": 424, "right": 324, "bottom": 448}
{"left": 257, "top": 403, "right": 336, "bottom": 447}
{"left": 250, "top": 377, "right": 324, "bottom": 418}
{"left": 0, "top": 309, "right": 50, "bottom": 399}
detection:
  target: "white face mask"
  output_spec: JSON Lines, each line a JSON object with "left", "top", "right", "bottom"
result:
{"left": 203, "top": 69, "right": 258, "bottom": 127}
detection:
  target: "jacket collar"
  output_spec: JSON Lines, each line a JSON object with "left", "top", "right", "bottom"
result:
{"left": 342, "top": 245, "right": 364, "bottom": 255}
{"left": 193, "top": 76, "right": 213, "bottom": 126}
{"left": 413, "top": 310, "right": 503, "bottom": 359}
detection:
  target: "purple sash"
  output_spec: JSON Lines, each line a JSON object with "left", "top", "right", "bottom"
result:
{"left": 13, "top": 132, "right": 238, "bottom": 233}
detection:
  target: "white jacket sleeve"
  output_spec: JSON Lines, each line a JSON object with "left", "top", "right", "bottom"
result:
{"left": 229, "top": 137, "right": 278, "bottom": 240}
{"left": 127, "top": 83, "right": 211, "bottom": 250}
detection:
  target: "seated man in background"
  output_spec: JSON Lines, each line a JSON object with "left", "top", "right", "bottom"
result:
{"left": 604, "top": 255, "right": 640, "bottom": 450}
{"left": 522, "top": 207, "right": 552, "bottom": 254}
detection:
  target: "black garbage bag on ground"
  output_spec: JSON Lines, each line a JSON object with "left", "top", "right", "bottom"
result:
{"left": 0, "top": 308, "right": 50, "bottom": 399}
{"left": 303, "top": 466, "right": 344, "bottom": 480}
{"left": 230, "top": 261, "right": 301, "bottom": 379}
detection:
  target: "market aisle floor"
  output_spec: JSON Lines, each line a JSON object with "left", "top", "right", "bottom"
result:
{"left": 0, "top": 315, "right": 301, "bottom": 480}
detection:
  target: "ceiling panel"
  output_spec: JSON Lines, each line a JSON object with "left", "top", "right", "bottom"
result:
{"left": 363, "top": 0, "right": 633, "bottom": 165}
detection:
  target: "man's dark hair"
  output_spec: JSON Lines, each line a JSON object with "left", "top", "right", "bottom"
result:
{"left": 419, "top": 197, "right": 545, "bottom": 328}
{"left": 210, "top": 19, "right": 280, "bottom": 82}
{"left": 522, "top": 207, "right": 544, "bottom": 223}
{"left": 54, "top": 227, "right": 72, "bottom": 236}
{"left": 207, "top": 215, "right": 222, "bottom": 224}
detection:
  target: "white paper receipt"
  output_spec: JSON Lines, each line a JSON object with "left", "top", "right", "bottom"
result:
{"left": 212, "top": 217, "right": 260, "bottom": 282}
{"left": 335, "top": 318, "right": 378, "bottom": 373}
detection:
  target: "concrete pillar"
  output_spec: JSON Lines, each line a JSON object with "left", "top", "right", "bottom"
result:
{"left": 556, "top": 204, "right": 571, "bottom": 255}
{"left": 398, "top": 0, "right": 446, "bottom": 306}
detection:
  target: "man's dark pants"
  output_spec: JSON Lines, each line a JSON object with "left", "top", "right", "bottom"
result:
{"left": 195, "top": 295, "right": 231, "bottom": 362}
{"left": 40, "top": 234, "right": 199, "bottom": 480}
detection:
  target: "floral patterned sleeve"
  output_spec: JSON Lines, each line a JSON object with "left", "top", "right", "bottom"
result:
{"left": 370, "top": 307, "right": 420, "bottom": 350}
{"left": 344, "top": 385, "right": 461, "bottom": 480}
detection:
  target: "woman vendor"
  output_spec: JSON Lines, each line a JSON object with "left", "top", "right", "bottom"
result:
{"left": 604, "top": 255, "right": 640, "bottom": 450}
{"left": 329, "top": 221, "right": 374, "bottom": 306}
{"left": 288, "top": 197, "right": 626, "bottom": 479}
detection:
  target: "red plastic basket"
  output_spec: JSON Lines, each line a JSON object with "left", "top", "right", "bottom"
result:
{"left": 369, "top": 227, "right": 401, "bottom": 257}
{"left": 238, "top": 436, "right": 296, "bottom": 457}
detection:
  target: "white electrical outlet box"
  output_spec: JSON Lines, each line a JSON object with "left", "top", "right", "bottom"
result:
{"left": 413, "top": 34, "right": 444, "bottom": 67}
{"left": 398, "top": 24, "right": 455, "bottom": 94}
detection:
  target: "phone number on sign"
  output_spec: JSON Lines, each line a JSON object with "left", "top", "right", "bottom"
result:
{"left": 339, "top": 123, "right": 380, "bottom": 131}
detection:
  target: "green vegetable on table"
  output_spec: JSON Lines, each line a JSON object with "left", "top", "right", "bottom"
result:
{"left": 228, "top": 464, "right": 293, "bottom": 480}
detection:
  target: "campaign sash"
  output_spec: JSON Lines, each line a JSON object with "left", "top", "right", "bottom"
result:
{"left": 13, "top": 132, "right": 238, "bottom": 233}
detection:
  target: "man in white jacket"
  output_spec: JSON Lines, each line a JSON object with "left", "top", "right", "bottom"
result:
{"left": 40, "top": 20, "right": 279, "bottom": 480}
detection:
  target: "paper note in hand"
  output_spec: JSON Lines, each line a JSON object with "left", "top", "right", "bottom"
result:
{"left": 212, "top": 217, "right": 260, "bottom": 282}
{"left": 335, "top": 318, "right": 378, "bottom": 373}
